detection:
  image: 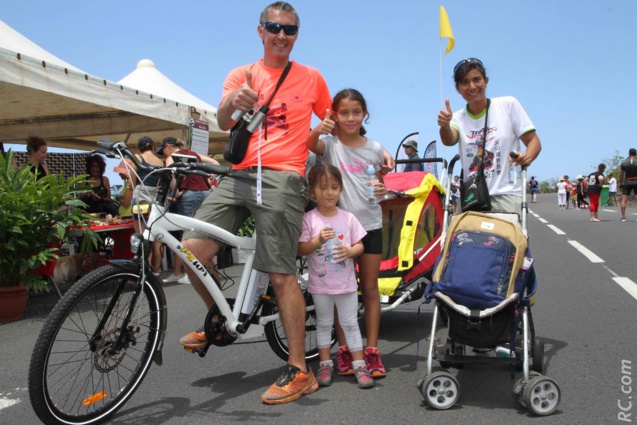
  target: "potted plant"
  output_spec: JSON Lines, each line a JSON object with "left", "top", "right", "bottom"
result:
{"left": 0, "top": 150, "right": 99, "bottom": 321}
{"left": 232, "top": 216, "right": 255, "bottom": 264}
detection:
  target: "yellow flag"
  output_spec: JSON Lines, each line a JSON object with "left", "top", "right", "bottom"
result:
{"left": 439, "top": 5, "right": 454, "bottom": 56}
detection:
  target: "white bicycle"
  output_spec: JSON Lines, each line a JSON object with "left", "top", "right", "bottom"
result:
{"left": 28, "top": 139, "right": 329, "bottom": 425}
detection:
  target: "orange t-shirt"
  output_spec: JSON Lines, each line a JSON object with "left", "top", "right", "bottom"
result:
{"left": 221, "top": 60, "right": 331, "bottom": 176}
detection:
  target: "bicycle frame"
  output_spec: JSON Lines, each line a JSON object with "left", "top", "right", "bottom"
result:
{"left": 97, "top": 138, "right": 315, "bottom": 342}
{"left": 143, "top": 203, "right": 284, "bottom": 339}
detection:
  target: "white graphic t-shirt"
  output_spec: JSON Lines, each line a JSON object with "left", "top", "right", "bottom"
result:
{"left": 451, "top": 96, "right": 535, "bottom": 197}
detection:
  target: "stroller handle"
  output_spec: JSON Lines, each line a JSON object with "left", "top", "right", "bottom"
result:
{"left": 447, "top": 154, "right": 461, "bottom": 177}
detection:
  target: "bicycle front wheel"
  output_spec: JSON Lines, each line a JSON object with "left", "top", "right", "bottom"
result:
{"left": 28, "top": 263, "right": 164, "bottom": 425}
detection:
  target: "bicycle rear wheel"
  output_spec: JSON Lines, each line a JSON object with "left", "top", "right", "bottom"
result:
{"left": 28, "top": 263, "right": 164, "bottom": 425}
{"left": 264, "top": 290, "right": 335, "bottom": 362}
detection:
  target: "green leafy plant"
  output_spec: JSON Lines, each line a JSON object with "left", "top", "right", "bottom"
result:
{"left": 236, "top": 216, "right": 255, "bottom": 237}
{"left": 0, "top": 150, "right": 100, "bottom": 294}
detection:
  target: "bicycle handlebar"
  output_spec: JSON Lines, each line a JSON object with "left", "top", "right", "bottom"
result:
{"left": 97, "top": 137, "right": 237, "bottom": 179}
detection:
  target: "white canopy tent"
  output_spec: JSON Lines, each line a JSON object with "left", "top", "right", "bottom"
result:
{"left": 0, "top": 20, "right": 227, "bottom": 154}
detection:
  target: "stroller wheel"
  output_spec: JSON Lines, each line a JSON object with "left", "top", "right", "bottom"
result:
{"left": 420, "top": 371, "right": 460, "bottom": 410}
{"left": 521, "top": 375, "right": 561, "bottom": 416}
{"left": 512, "top": 371, "right": 541, "bottom": 406}
{"left": 532, "top": 339, "right": 544, "bottom": 372}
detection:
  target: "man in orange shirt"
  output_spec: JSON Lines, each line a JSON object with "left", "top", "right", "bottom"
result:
{"left": 181, "top": 2, "right": 331, "bottom": 405}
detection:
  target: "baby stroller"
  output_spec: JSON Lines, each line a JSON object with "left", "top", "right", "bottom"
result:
{"left": 377, "top": 161, "right": 446, "bottom": 312}
{"left": 417, "top": 154, "right": 561, "bottom": 416}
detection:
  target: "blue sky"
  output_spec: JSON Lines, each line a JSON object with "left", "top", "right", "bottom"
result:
{"left": 3, "top": 0, "right": 636, "bottom": 186}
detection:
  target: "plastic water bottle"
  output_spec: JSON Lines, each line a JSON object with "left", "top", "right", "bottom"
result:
{"left": 367, "top": 164, "right": 377, "bottom": 203}
{"left": 509, "top": 163, "right": 520, "bottom": 185}
{"left": 330, "top": 238, "right": 343, "bottom": 263}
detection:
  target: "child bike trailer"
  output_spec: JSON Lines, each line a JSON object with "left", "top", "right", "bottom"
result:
{"left": 377, "top": 170, "right": 445, "bottom": 311}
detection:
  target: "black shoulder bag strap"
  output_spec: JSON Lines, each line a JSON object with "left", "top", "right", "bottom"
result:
{"left": 477, "top": 98, "right": 490, "bottom": 174}
{"left": 460, "top": 99, "right": 490, "bottom": 184}
{"left": 254, "top": 61, "right": 292, "bottom": 139}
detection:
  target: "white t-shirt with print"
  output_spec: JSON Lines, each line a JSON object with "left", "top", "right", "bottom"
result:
{"left": 451, "top": 96, "right": 535, "bottom": 197}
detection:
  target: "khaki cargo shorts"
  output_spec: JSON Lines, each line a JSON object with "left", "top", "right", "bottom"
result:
{"left": 182, "top": 169, "right": 308, "bottom": 275}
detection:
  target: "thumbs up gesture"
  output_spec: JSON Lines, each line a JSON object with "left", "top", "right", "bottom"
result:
{"left": 232, "top": 68, "right": 259, "bottom": 113}
{"left": 437, "top": 98, "right": 453, "bottom": 127}
{"left": 318, "top": 109, "right": 335, "bottom": 135}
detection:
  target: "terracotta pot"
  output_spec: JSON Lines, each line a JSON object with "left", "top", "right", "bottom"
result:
{"left": 0, "top": 285, "right": 29, "bottom": 322}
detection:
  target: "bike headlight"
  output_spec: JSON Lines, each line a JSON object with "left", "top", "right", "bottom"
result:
{"left": 130, "top": 233, "right": 143, "bottom": 254}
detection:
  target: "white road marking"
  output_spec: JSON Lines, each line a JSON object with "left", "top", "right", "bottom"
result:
{"left": 602, "top": 209, "right": 616, "bottom": 213}
{"left": 613, "top": 277, "right": 637, "bottom": 301}
{"left": 568, "top": 240, "right": 604, "bottom": 263}
{"left": 0, "top": 397, "right": 20, "bottom": 410}
{"left": 530, "top": 212, "right": 637, "bottom": 302}
{"left": 0, "top": 390, "right": 22, "bottom": 411}
{"left": 547, "top": 224, "right": 565, "bottom": 235}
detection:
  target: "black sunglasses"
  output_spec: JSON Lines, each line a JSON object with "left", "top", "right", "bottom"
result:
{"left": 264, "top": 21, "right": 299, "bottom": 36}
{"left": 453, "top": 58, "right": 483, "bottom": 74}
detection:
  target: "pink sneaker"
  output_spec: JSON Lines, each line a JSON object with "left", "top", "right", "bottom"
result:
{"left": 336, "top": 346, "right": 354, "bottom": 376}
{"left": 365, "top": 347, "right": 387, "bottom": 378}
{"left": 316, "top": 364, "right": 333, "bottom": 387}
{"left": 353, "top": 366, "right": 374, "bottom": 389}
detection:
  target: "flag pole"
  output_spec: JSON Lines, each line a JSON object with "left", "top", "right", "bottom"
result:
{"left": 439, "top": 37, "right": 445, "bottom": 160}
{"left": 439, "top": 5, "right": 455, "bottom": 162}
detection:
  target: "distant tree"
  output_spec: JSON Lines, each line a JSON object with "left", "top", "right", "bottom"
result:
{"left": 538, "top": 180, "right": 552, "bottom": 194}
{"left": 602, "top": 150, "right": 624, "bottom": 179}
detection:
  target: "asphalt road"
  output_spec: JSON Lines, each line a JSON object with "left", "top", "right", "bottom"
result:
{"left": 1, "top": 193, "right": 636, "bottom": 424}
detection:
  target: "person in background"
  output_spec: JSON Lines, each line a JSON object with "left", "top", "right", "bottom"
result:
{"left": 570, "top": 180, "right": 578, "bottom": 209}
{"left": 298, "top": 164, "right": 373, "bottom": 389}
{"left": 576, "top": 175, "right": 589, "bottom": 209}
{"left": 620, "top": 148, "right": 637, "bottom": 222}
{"left": 81, "top": 155, "right": 115, "bottom": 215}
{"left": 563, "top": 176, "right": 571, "bottom": 209}
{"left": 180, "top": 2, "right": 332, "bottom": 405}
{"left": 26, "top": 136, "right": 50, "bottom": 180}
{"left": 401, "top": 140, "right": 423, "bottom": 172}
{"left": 556, "top": 178, "right": 567, "bottom": 209}
{"left": 80, "top": 155, "right": 115, "bottom": 271}
{"left": 607, "top": 173, "right": 617, "bottom": 207}
{"left": 528, "top": 176, "right": 539, "bottom": 203}
{"left": 113, "top": 161, "right": 133, "bottom": 217}
{"left": 307, "top": 88, "right": 388, "bottom": 380}
{"left": 128, "top": 136, "right": 165, "bottom": 275}
{"left": 158, "top": 137, "right": 219, "bottom": 284}
{"left": 450, "top": 175, "right": 461, "bottom": 212}
{"left": 437, "top": 58, "right": 541, "bottom": 214}
{"left": 587, "top": 163, "right": 606, "bottom": 222}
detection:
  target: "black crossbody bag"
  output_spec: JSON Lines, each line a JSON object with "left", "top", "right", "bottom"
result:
{"left": 461, "top": 99, "right": 492, "bottom": 212}
{"left": 223, "top": 62, "right": 292, "bottom": 164}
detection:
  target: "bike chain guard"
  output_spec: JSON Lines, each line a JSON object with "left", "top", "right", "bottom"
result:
{"left": 204, "top": 303, "right": 237, "bottom": 347}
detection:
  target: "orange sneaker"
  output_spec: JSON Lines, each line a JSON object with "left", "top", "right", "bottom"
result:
{"left": 261, "top": 365, "right": 318, "bottom": 405}
{"left": 179, "top": 326, "right": 207, "bottom": 350}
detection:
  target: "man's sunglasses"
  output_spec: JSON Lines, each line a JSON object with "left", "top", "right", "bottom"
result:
{"left": 264, "top": 21, "right": 299, "bottom": 36}
{"left": 453, "top": 58, "right": 483, "bottom": 74}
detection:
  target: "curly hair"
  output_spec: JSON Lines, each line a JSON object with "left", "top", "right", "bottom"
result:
{"left": 26, "top": 136, "right": 47, "bottom": 154}
{"left": 85, "top": 155, "right": 106, "bottom": 176}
